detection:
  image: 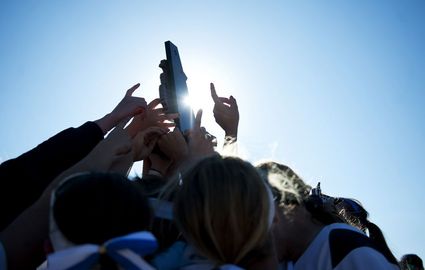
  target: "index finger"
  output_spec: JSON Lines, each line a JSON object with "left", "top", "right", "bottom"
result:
{"left": 210, "top": 83, "right": 220, "bottom": 104}
{"left": 126, "top": 83, "right": 141, "bottom": 97}
{"left": 194, "top": 109, "right": 203, "bottom": 129}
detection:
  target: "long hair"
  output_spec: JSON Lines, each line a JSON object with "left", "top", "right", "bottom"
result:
{"left": 174, "top": 156, "right": 272, "bottom": 266}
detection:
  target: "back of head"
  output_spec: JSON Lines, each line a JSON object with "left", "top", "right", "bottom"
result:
{"left": 53, "top": 172, "right": 152, "bottom": 245}
{"left": 400, "top": 254, "right": 424, "bottom": 270}
{"left": 174, "top": 156, "right": 272, "bottom": 267}
{"left": 256, "top": 161, "right": 342, "bottom": 225}
{"left": 256, "top": 161, "right": 310, "bottom": 205}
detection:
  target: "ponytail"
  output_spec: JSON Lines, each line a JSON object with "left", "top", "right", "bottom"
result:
{"left": 365, "top": 221, "right": 398, "bottom": 265}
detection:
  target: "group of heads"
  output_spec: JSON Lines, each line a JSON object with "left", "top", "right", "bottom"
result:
{"left": 49, "top": 154, "right": 401, "bottom": 269}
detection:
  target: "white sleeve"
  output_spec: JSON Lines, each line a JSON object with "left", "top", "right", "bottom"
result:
{"left": 221, "top": 136, "right": 238, "bottom": 157}
{"left": 334, "top": 247, "right": 399, "bottom": 270}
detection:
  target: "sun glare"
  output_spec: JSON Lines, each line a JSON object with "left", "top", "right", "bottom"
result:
{"left": 182, "top": 53, "right": 235, "bottom": 137}
{"left": 185, "top": 78, "right": 213, "bottom": 113}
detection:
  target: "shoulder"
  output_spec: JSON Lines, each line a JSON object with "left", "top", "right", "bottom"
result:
{"left": 328, "top": 224, "right": 398, "bottom": 269}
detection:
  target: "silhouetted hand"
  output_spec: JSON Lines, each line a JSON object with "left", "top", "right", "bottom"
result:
{"left": 157, "top": 128, "right": 189, "bottom": 162}
{"left": 186, "top": 110, "right": 215, "bottom": 158}
{"left": 132, "top": 127, "right": 168, "bottom": 162}
{"left": 95, "top": 83, "right": 148, "bottom": 135}
{"left": 126, "top": 98, "right": 178, "bottom": 137}
{"left": 210, "top": 83, "right": 239, "bottom": 137}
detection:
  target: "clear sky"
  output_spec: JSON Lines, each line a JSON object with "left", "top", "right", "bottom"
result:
{"left": 1, "top": 0, "right": 424, "bottom": 260}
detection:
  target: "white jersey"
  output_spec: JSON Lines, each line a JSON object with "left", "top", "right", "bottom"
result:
{"left": 280, "top": 223, "right": 399, "bottom": 270}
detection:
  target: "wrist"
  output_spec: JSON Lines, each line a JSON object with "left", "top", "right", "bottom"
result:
{"left": 224, "top": 135, "right": 237, "bottom": 147}
{"left": 94, "top": 113, "right": 117, "bottom": 135}
{"left": 224, "top": 131, "right": 237, "bottom": 138}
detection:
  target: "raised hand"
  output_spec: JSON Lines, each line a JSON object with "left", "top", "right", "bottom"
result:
{"left": 157, "top": 127, "right": 189, "bottom": 162}
{"left": 110, "top": 83, "right": 147, "bottom": 122}
{"left": 126, "top": 98, "right": 178, "bottom": 137}
{"left": 132, "top": 127, "right": 168, "bottom": 161}
{"left": 210, "top": 83, "right": 239, "bottom": 137}
{"left": 186, "top": 110, "right": 215, "bottom": 158}
{"left": 95, "top": 83, "right": 148, "bottom": 135}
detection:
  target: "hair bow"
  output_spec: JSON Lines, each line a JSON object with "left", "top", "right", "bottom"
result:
{"left": 46, "top": 231, "right": 158, "bottom": 270}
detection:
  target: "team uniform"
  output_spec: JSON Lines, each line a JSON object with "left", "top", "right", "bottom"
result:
{"left": 280, "top": 223, "right": 399, "bottom": 270}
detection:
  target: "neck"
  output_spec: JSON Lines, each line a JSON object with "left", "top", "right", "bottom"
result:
{"left": 279, "top": 207, "right": 325, "bottom": 262}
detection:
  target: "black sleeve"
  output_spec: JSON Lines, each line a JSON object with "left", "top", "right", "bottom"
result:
{"left": 329, "top": 228, "right": 399, "bottom": 268}
{"left": 0, "top": 121, "right": 104, "bottom": 230}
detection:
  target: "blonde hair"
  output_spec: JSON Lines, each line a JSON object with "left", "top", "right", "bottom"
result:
{"left": 255, "top": 161, "right": 311, "bottom": 206}
{"left": 174, "top": 156, "right": 271, "bottom": 266}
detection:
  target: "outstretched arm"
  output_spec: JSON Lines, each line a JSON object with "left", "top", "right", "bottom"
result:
{"left": 210, "top": 83, "right": 239, "bottom": 138}
{"left": 0, "top": 117, "right": 156, "bottom": 270}
{"left": 126, "top": 98, "right": 178, "bottom": 138}
{"left": 210, "top": 83, "right": 239, "bottom": 156}
{"left": 94, "top": 83, "right": 147, "bottom": 135}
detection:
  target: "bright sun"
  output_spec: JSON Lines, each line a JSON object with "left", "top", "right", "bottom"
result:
{"left": 185, "top": 74, "right": 214, "bottom": 114}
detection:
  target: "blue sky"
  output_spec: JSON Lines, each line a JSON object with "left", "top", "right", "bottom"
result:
{"left": 1, "top": 1, "right": 424, "bottom": 259}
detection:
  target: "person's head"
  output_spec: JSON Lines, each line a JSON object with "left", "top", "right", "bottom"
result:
{"left": 49, "top": 172, "right": 154, "bottom": 269}
{"left": 400, "top": 254, "right": 424, "bottom": 270}
{"left": 256, "top": 161, "right": 342, "bottom": 261}
{"left": 256, "top": 161, "right": 310, "bottom": 206}
{"left": 174, "top": 155, "right": 274, "bottom": 268}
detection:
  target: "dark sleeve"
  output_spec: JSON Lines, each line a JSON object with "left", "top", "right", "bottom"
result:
{"left": 0, "top": 121, "right": 104, "bottom": 230}
{"left": 329, "top": 228, "right": 399, "bottom": 268}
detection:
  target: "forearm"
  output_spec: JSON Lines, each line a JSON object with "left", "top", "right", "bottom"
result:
{"left": 0, "top": 196, "right": 50, "bottom": 270}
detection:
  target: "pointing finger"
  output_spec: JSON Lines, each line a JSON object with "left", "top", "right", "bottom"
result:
{"left": 126, "top": 83, "right": 141, "bottom": 96}
{"left": 210, "top": 83, "right": 220, "bottom": 103}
